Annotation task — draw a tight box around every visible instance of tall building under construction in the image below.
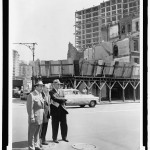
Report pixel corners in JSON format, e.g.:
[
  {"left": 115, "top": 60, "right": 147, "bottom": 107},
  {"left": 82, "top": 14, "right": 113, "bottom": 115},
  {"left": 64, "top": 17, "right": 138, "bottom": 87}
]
[{"left": 75, "top": 0, "right": 140, "bottom": 51}]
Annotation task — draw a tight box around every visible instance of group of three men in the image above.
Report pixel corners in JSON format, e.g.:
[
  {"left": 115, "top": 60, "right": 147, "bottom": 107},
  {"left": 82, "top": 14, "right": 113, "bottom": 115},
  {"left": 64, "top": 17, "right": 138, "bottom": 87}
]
[{"left": 26, "top": 79, "right": 69, "bottom": 150}]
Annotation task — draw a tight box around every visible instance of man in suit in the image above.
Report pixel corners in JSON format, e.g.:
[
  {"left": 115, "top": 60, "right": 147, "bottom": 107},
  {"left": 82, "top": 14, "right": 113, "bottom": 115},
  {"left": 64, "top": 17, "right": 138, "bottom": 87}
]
[
  {"left": 49, "top": 79, "right": 69, "bottom": 143},
  {"left": 40, "top": 84, "right": 51, "bottom": 145},
  {"left": 26, "top": 81, "right": 44, "bottom": 150}
]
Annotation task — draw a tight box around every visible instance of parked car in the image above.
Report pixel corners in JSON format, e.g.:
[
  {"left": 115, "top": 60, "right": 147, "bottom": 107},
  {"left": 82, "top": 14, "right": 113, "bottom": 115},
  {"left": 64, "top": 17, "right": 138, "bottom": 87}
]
[
  {"left": 20, "top": 90, "right": 30, "bottom": 100},
  {"left": 60, "top": 89, "right": 99, "bottom": 107}
]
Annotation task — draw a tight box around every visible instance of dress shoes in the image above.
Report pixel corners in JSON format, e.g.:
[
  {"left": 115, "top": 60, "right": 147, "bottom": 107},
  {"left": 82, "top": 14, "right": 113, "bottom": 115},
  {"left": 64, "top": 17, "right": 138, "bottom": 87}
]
[
  {"left": 42, "top": 141, "right": 49, "bottom": 145},
  {"left": 35, "top": 147, "right": 42, "bottom": 150},
  {"left": 62, "top": 138, "right": 69, "bottom": 142},
  {"left": 53, "top": 140, "right": 59, "bottom": 143}
]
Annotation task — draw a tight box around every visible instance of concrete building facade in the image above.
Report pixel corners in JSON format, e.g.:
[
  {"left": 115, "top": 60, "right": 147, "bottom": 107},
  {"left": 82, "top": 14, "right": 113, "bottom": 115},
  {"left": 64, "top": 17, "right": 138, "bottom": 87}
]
[
  {"left": 75, "top": 0, "right": 140, "bottom": 51},
  {"left": 13, "top": 50, "right": 20, "bottom": 78}
]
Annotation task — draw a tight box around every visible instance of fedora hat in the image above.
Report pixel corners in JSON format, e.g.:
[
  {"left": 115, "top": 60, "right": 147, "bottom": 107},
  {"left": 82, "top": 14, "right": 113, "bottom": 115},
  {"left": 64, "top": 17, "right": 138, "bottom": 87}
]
[
  {"left": 43, "top": 84, "right": 49, "bottom": 89},
  {"left": 53, "top": 79, "right": 63, "bottom": 84},
  {"left": 34, "top": 81, "right": 44, "bottom": 86}
]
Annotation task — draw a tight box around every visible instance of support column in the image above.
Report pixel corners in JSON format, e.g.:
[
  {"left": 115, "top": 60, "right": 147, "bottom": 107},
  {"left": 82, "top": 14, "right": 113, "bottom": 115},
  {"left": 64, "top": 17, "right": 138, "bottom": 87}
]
[
  {"left": 109, "top": 82, "right": 111, "bottom": 102},
  {"left": 74, "top": 79, "right": 77, "bottom": 89},
  {"left": 122, "top": 88, "right": 125, "bottom": 102},
  {"left": 133, "top": 82, "right": 136, "bottom": 101},
  {"left": 99, "top": 89, "right": 102, "bottom": 103},
  {"left": 122, "top": 82, "right": 125, "bottom": 102}
]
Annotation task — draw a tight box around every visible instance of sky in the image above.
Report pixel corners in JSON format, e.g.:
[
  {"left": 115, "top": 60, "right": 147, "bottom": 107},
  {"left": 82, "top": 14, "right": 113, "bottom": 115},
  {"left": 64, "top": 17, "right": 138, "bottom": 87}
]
[{"left": 10, "top": 0, "right": 105, "bottom": 62}]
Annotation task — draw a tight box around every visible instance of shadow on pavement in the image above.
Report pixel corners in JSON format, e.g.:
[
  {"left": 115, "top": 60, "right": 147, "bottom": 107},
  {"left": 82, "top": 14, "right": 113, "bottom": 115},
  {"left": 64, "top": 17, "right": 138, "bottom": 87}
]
[
  {"left": 66, "top": 106, "right": 91, "bottom": 109},
  {"left": 12, "top": 141, "right": 28, "bottom": 148}
]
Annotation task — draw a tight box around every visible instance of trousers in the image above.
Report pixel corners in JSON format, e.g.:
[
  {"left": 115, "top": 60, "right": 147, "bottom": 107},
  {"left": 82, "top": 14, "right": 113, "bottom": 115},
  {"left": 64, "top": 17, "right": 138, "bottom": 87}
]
[
  {"left": 40, "top": 122, "right": 49, "bottom": 142},
  {"left": 51, "top": 106, "right": 68, "bottom": 140},
  {"left": 28, "top": 122, "right": 40, "bottom": 150}
]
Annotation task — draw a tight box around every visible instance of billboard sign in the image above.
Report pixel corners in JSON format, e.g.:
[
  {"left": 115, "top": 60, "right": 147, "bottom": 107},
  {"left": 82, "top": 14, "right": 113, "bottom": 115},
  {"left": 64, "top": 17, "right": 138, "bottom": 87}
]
[{"left": 109, "top": 25, "right": 118, "bottom": 38}]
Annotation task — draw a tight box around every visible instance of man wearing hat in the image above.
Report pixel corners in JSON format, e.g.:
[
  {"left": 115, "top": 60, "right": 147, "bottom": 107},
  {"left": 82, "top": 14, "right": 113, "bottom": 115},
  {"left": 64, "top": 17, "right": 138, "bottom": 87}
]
[
  {"left": 26, "top": 81, "right": 44, "bottom": 150},
  {"left": 40, "top": 84, "right": 51, "bottom": 145},
  {"left": 49, "top": 79, "right": 69, "bottom": 143}
]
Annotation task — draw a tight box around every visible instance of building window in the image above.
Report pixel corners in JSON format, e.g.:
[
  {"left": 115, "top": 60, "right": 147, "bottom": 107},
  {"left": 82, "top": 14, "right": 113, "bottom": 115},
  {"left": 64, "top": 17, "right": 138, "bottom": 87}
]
[
  {"left": 102, "top": 19, "right": 105, "bottom": 23},
  {"left": 107, "top": 12, "right": 111, "bottom": 16},
  {"left": 136, "top": 22, "right": 139, "bottom": 31},
  {"left": 93, "top": 22, "right": 98, "bottom": 27},
  {"left": 106, "top": 1, "right": 110, "bottom": 6},
  {"left": 127, "top": 24, "right": 131, "bottom": 32},
  {"left": 123, "top": 9, "right": 128, "bottom": 14},
  {"left": 132, "top": 2, "right": 136, "bottom": 7},
  {"left": 107, "top": 18, "right": 111, "bottom": 23},
  {"left": 86, "top": 39, "right": 91, "bottom": 44},
  {"left": 82, "top": 35, "right": 85, "bottom": 39},
  {"left": 86, "top": 34, "right": 91, "bottom": 38},
  {"left": 82, "top": 30, "right": 85, "bottom": 34},
  {"left": 112, "top": 5, "right": 116, "bottom": 10},
  {"left": 123, "top": 4, "right": 128, "bottom": 9},
  {"left": 101, "top": 8, "right": 105, "bottom": 13},
  {"left": 123, "top": 0, "right": 128, "bottom": 3},
  {"left": 93, "top": 32, "right": 99, "bottom": 37},
  {"left": 86, "top": 9, "right": 91, "bottom": 13},
  {"left": 93, "top": 27, "right": 99, "bottom": 32},
  {"left": 93, "top": 7, "right": 98, "bottom": 11},
  {"left": 117, "top": 9, "right": 122, "bottom": 14},
  {"left": 121, "top": 25, "right": 125, "bottom": 34},
  {"left": 113, "top": 45, "right": 118, "bottom": 57},
  {"left": 86, "top": 24, "right": 91, "bottom": 28},
  {"left": 106, "top": 7, "right": 110, "bottom": 11},
  {"left": 129, "top": 2, "right": 133, "bottom": 7},
  {"left": 117, "top": 0, "right": 122, "bottom": 3},
  {"left": 101, "top": 2, "right": 105, "bottom": 8},
  {"left": 86, "top": 29, "right": 91, "bottom": 33},
  {"left": 117, "top": 4, "right": 122, "bottom": 9},
  {"left": 112, "top": 10, "right": 116, "bottom": 15},
  {"left": 133, "top": 40, "right": 138, "bottom": 51},
  {"left": 93, "top": 12, "right": 98, "bottom": 17},
  {"left": 117, "top": 15, "right": 122, "bottom": 20},
  {"left": 86, "top": 14, "right": 91, "bottom": 18},
  {"left": 86, "top": 19, "right": 91, "bottom": 23},
  {"left": 93, "top": 17, "right": 98, "bottom": 22},
  {"left": 112, "top": 16, "right": 116, "bottom": 21},
  {"left": 101, "top": 13, "right": 105, "bottom": 17},
  {"left": 111, "top": 0, "right": 116, "bottom": 5},
  {"left": 134, "top": 58, "right": 139, "bottom": 64}
]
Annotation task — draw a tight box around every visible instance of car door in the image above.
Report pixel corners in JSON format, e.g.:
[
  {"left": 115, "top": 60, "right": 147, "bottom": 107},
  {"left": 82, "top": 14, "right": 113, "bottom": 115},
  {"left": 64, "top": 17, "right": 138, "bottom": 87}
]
[{"left": 65, "top": 91, "right": 77, "bottom": 106}]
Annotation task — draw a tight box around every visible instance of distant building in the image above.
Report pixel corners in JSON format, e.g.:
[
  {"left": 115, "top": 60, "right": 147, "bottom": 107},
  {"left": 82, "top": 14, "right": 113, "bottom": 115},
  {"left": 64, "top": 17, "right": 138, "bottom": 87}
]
[
  {"left": 75, "top": 0, "right": 140, "bottom": 50},
  {"left": 19, "top": 62, "right": 32, "bottom": 79},
  {"left": 13, "top": 50, "right": 20, "bottom": 78},
  {"left": 67, "top": 42, "right": 83, "bottom": 60}
]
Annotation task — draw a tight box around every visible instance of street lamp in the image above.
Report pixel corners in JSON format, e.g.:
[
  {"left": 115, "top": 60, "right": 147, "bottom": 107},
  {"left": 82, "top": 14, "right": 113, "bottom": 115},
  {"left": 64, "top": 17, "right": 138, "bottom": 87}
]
[{"left": 13, "top": 43, "right": 37, "bottom": 91}]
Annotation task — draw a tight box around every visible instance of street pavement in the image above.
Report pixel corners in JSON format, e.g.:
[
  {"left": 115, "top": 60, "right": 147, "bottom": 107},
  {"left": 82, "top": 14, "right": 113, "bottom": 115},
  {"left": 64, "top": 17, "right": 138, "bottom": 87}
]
[{"left": 12, "top": 98, "right": 140, "bottom": 150}]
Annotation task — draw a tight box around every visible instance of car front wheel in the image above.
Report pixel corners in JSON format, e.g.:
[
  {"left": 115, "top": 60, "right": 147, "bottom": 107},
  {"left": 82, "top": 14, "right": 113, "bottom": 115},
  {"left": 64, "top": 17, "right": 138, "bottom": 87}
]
[{"left": 89, "top": 101, "right": 96, "bottom": 107}]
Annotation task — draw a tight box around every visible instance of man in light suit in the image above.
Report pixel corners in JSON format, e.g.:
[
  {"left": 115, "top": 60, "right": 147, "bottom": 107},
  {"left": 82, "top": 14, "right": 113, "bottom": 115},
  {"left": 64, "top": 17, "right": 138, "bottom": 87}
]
[
  {"left": 40, "top": 84, "right": 51, "bottom": 145},
  {"left": 49, "top": 79, "right": 69, "bottom": 143},
  {"left": 26, "top": 81, "right": 44, "bottom": 150}
]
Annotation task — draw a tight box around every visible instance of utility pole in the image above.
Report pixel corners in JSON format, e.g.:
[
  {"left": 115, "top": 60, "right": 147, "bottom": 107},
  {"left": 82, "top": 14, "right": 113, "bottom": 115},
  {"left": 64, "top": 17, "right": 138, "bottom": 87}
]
[{"left": 13, "top": 43, "right": 37, "bottom": 91}]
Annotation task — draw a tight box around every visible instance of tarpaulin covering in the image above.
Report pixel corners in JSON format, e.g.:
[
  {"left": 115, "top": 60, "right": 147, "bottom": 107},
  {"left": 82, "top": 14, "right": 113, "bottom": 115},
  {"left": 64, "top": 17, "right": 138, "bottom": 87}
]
[{"left": 116, "top": 38, "right": 130, "bottom": 56}]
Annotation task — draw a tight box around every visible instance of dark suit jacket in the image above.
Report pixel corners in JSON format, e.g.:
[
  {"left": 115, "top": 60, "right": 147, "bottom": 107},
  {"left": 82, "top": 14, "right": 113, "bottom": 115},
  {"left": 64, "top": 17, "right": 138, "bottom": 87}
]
[
  {"left": 49, "top": 88, "right": 68, "bottom": 116},
  {"left": 41, "top": 92, "right": 51, "bottom": 123}
]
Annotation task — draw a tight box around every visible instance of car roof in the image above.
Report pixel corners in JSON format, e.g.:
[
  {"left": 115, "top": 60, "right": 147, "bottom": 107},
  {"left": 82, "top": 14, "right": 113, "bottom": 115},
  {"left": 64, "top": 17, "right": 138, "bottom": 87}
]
[{"left": 62, "top": 89, "right": 79, "bottom": 92}]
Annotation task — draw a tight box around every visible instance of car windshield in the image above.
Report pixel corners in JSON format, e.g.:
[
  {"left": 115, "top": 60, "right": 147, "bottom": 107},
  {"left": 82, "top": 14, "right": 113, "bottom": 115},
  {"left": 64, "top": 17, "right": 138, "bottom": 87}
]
[{"left": 64, "top": 90, "right": 81, "bottom": 95}]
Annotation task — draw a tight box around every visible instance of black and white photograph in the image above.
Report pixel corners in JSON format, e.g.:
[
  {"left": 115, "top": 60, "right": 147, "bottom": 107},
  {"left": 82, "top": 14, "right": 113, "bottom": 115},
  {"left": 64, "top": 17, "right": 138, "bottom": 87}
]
[{"left": 9, "top": 0, "right": 145, "bottom": 149}]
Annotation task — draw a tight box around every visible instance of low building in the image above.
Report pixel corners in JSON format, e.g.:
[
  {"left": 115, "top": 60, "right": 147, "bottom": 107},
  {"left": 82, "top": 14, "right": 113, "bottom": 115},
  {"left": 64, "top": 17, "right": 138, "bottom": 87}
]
[{"left": 13, "top": 50, "right": 20, "bottom": 79}]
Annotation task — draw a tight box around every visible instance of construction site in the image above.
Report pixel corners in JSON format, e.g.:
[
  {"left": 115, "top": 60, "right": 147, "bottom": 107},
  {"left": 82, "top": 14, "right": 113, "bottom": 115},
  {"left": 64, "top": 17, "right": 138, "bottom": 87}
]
[
  {"left": 21, "top": 0, "right": 140, "bottom": 103},
  {"left": 32, "top": 35, "right": 140, "bottom": 103}
]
